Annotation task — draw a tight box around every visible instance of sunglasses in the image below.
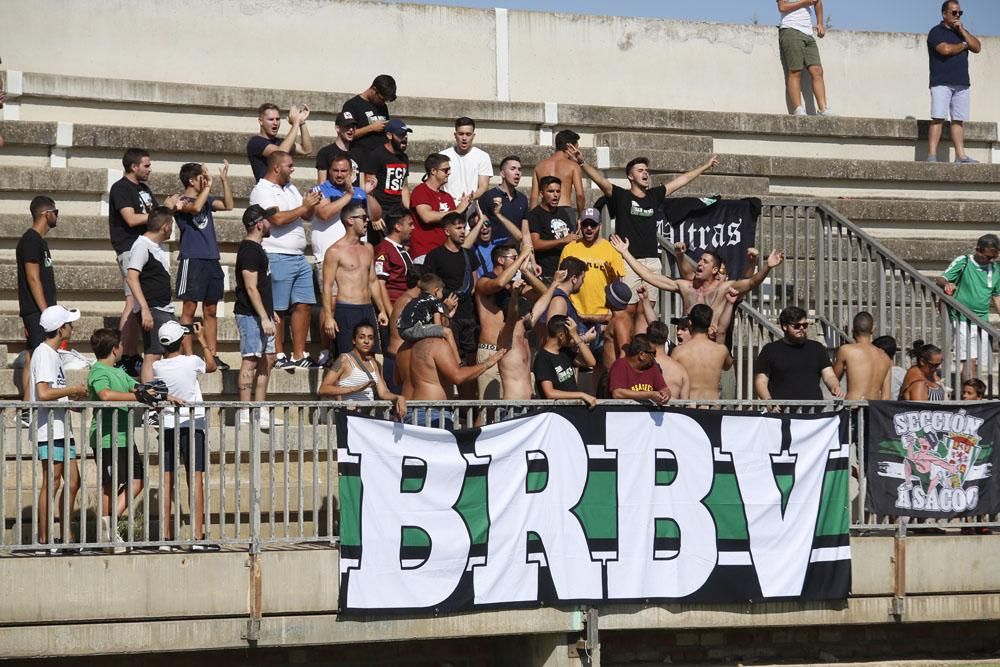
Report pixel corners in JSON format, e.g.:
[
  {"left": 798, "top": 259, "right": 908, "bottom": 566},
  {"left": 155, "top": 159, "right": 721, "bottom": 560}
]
[
  {"left": 581, "top": 222, "right": 601, "bottom": 229},
  {"left": 788, "top": 322, "right": 809, "bottom": 330},
  {"left": 949, "top": 9, "right": 964, "bottom": 16}
]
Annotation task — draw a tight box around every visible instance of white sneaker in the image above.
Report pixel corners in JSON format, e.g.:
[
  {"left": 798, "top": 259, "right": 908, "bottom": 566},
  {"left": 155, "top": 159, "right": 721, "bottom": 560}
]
[
  {"left": 101, "top": 517, "right": 127, "bottom": 554},
  {"left": 818, "top": 108, "right": 835, "bottom": 117},
  {"left": 792, "top": 106, "right": 807, "bottom": 116},
  {"left": 259, "top": 412, "right": 284, "bottom": 431}
]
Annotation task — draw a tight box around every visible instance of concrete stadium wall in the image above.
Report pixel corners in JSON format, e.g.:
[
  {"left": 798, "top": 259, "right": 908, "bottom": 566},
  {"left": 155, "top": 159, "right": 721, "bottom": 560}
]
[{"left": 3, "top": 0, "right": 999, "bottom": 125}]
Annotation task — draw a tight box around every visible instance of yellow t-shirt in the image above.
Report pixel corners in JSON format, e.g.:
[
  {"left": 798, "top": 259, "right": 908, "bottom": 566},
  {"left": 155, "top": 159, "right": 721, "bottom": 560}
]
[{"left": 559, "top": 239, "right": 625, "bottom": 317}]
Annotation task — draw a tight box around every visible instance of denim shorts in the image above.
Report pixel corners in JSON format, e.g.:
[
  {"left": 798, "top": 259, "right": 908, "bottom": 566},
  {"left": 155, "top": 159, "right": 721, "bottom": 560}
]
[
  {"left": 931, "top": 84, "right": 971, "bottom": 122},
  {"left": 236, "top": 314, "right": 276, "bottom": 358},
  {"left": 267, "top": 253, "right": 316, "bottom": 311}
]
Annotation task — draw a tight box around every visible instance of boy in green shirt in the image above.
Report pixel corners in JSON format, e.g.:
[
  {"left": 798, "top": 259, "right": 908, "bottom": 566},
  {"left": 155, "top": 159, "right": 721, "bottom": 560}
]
[{"left": 87, "top": 328, "right": 146, "bottom": 552}]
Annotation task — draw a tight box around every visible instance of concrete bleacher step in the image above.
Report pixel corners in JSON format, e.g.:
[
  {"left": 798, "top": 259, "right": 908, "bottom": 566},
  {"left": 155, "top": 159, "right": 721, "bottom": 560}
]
[{"left": 593, "top": 131, "right": 713, "bottom": 154}]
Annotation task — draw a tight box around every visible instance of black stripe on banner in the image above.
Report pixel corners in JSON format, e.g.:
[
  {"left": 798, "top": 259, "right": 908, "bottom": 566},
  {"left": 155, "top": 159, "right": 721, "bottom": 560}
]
[
  {"left": 588, "top": 458, "right": 616, "bottom": 473},
  {"left": 717, "top": 538, "right": 751, "bottom": 551},
  {"left": 800, "top": 560, "right": 852, "bottom": 600},
  {"left": 812, "top": 533, "right": 850, "bottom": 549}
]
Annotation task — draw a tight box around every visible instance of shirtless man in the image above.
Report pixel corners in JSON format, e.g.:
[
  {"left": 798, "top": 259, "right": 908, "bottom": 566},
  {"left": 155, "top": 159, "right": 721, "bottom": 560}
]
[
  {"left": 833, "top": 311, "right": 892, "bottom": 400},
  {"left": 497, "top": 270, "right": 566, "bottom": 400},
  {"left": 645, "top": 318, "right": 691, "bottom": 400},
  {"left": 673, "top": 242, "right": 759, "bottom": 341},
  {"left": 610, "top": 234, "right": 784, "bottom": 341},
  {"left": 670, "top": 304, "right": 732, "bottom": 401},
  {"left": 474, "top": 243, "right": 534, "bottom": 398},
  {"left": 321, "top": 200, "right": 390, "bottom": 356},
  {"left": 530, "top": 129, "right": 586, "bottom": 220},
  {"left": 401, "top": 337, "right": 504, "bottom": 428}
]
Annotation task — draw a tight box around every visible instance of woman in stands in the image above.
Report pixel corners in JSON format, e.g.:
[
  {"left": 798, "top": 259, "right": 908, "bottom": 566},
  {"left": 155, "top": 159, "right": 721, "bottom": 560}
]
[
  {"left": 899, "top": 341, "right": 945, "bottom": 401},
  {"left": 318, "top": 322, "right": 406, "bottom": 419}
]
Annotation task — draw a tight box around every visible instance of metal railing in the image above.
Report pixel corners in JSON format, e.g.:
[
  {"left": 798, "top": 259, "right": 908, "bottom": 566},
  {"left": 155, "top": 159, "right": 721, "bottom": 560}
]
[
  {"left": 749, "top": 203, "right": 999, "bottom": 396},
  {"left": 3, "top": 399, "right": 996, "bottom": 556}
]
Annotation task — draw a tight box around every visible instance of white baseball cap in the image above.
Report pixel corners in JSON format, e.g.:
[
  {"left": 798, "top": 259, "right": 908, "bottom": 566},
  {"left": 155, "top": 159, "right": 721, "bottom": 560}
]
[
  {"left": 39, "top": 305, "right": 81, "bottom": 333},
  {"left": 158, "top": 320, "right": 187, "bottom": 345}
]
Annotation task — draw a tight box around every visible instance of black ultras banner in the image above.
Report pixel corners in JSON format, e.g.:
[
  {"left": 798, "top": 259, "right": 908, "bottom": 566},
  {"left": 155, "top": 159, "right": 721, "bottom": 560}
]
[
  {"left": 662, "top": 198, "right": 761, "bottom": 280},
  {"left": 338, "top": 406, "right": 851, "bottom": 614},
  {"left": 865, "top": 401, "right": 1000, "bottom": 518}
]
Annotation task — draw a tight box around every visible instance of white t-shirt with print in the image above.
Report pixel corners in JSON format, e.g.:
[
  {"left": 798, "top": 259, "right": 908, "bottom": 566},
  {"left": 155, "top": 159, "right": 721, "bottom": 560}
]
[{"left": 29, "top": 343, "right": 70, "bottom": 442}]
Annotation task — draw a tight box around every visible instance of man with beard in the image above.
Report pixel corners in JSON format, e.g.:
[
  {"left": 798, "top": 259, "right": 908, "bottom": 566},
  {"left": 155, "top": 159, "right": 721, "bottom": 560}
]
[
  {"left": 755, "top": 306, "right": 842, "bottom": 401},
  {"left": 363, "top": 119, "right": 412, "bottom": 222},
  {"left": 315, "top": 111, "right": 365, "bottom": 185},
  {"left": 609, "top": 334, "right": 671, "bottom": 405},
  {"left": 17, "top": 196, "right": 61, "bottom": 403},
  {"left": 609, "top": 234, "right": 784, "bottom": 342},
  {"left": 571, "top": 148, "right": 718, "bottom": 334}
]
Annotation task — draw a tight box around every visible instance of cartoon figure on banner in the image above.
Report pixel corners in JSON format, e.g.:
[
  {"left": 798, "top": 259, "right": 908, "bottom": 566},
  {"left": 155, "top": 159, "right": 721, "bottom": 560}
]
[{"left": 879, "top": 408, "right": 992, "bottom": 512}]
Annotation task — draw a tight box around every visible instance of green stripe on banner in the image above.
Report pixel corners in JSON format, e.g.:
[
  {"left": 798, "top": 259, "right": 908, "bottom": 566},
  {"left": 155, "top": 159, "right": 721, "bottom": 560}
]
[
  {"left": 341, "top": 475, "right": 362, "bottom": 548},
  {"left": 705, "top": 472, "right": 749, "bottom": 541},
  {"left": 456, "top": 475, "right": 490, "bottom": 545},
  {"left": 816, "top": 468, "right": 850, "bottom": 536},
  {"left": 655, "top": 517, "right": 680, "bottom": 538},
  {"left": 573, "top": 470, "right": 618, "bottom": 540}
]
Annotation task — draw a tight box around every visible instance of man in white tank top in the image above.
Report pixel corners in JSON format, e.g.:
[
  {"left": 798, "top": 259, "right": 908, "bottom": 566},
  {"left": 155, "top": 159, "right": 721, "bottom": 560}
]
[{"left": 777, "top": 0, "right": 833, "bottom": 116}]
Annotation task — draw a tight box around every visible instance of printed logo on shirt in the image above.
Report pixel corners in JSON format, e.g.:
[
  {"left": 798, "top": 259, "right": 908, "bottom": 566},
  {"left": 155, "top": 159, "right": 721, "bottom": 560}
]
[
  {"left": 138, "top": 189, "right": 154, "bottom": 213},
  {"left": 550, "top": 218, "right": 570, "bottom": 239},
  {"left": 555, "top": 364, "right": 575, "bottom": 384},
  {"left": 384, "top": 164, "right": 407, "bottom": 194},
  {"left": 629, "top": 200, "right": 655, "bottom": 217},
  {"left": 43, "top": 251, "right": 53, "bottom": 268},
  {"left": 630, "top": 383, "right": 655, "bottom": 392},
  {"left": 374, "top": 258, "right": 385, "bottom": 275},
  {"left": 192, "top": 211, "right": 210, "bottom": 231}
]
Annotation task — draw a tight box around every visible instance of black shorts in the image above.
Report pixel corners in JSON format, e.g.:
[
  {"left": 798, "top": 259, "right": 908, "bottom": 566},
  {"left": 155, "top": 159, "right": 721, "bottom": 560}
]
[
  {"left": 98, "top": 446, "right": 145, "bottom": 487},
  {"left": 140, "top": 310, "right": 178, "bottom": 356},
  {"left": 23, "top": 312, "right": 45, "bottom": 350},
  {"left": 334, "top": 303, "right": 381, "bottom": 356},
  {"left": 176, "top": 258, "right": 225, "bottom": 302},
  {"left": 162, "top": 428, "right": 206, "bottom": 473},
  {"left": 450, "top": 317, "right": 479, "bottom": 360}
]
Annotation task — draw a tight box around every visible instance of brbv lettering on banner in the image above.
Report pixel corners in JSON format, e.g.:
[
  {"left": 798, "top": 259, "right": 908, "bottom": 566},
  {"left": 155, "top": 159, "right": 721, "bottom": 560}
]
[
  {"left": 662, "top": 197, "right": 761, "bottom": 281},
  {"left": 337, "top": 406, "right": 851, "bottom": 613},
  {"left": 865, "top": 401, "right": 1000, "bottom": 518}
]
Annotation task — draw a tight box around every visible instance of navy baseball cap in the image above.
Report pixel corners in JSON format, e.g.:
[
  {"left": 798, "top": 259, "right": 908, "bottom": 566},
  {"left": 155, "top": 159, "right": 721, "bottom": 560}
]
[{"left": 386, "top": 119, "right": 412, "bottom": 135}]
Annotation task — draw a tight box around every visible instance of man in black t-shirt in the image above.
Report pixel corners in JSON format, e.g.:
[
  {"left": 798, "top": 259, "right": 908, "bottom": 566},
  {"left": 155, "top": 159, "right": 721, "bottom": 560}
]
[
  {"left": 363, "top": 119, "right": 411, "bottom": 217},
  {"left": 246, "top": 102, "right": 314, "bottom": 182},
  {"left": 754, "top": 306, "right": 842, "bottom": 402},
  {"left": 235, "top": 205, "right": 279, "bottom": 425},
  {"left": 109, "top": 148, "right": 169, "bottom": 373},
  {"left": 527, "top": 176, "right": 578, "bottom": 280},
  {"left": 342, "top": 74, "right": 396, "bottom": 156},
  {"left": 16, "top": 196, "right": 60, "bottom": 401},
  {"left": 314, "top": 111, "right": 365, "bottom": 186},
  {"left": 533, "top": 314, "right": 597, "bottom": 407},
  {"left": 424, "top": 213, "right": 481, "bottom": 391},
  {"left": 572, "top": 147, "right": 718, "bottom": 332},
  {"left": 926, "top": 1, "right": 982, "bottom": 163}
]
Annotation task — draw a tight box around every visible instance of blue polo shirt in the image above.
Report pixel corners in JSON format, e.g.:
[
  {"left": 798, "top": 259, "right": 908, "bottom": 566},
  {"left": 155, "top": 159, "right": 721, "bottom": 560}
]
[
  {"left": 928, "top": 23, "right": 970, "bottom": 87},
  {"left": 479, "top": 186, "right": 528, "bottom": 245}
]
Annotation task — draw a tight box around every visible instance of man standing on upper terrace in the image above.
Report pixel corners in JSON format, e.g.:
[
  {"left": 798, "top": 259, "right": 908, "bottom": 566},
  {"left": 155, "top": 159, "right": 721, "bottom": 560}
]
[
  {"left": 343, "top": 75, "right": 397, "bottom": 157},
  {"left": 777, "top": 0, "right": 832, "bottom": 117},
  {"left": 926, "top": 0, "right": 982, "bottom": 163},
  {"left": 247, "top": 103, "right": 314, "bottom": 182}
]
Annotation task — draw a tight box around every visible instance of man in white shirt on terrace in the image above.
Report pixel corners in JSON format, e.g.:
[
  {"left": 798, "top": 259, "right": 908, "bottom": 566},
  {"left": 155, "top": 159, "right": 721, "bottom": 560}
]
[
  {"left": 777, "top": 0, "right": 832, "bottom": 116},
  {"left": 248, "top": 151, "right": 322, "bottom": 368},
  {"left": 440, "top": 116, "right": 493, "bottom": 203}
]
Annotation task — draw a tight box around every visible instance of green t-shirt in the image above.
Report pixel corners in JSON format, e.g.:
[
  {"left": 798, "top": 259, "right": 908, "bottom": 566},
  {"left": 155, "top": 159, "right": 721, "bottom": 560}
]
[
  {"left": 87, "top": 361, "right": 137, "bottom": 449},
  {"left": 943, "top": 254, "right": 1000, "bottom": 321}
]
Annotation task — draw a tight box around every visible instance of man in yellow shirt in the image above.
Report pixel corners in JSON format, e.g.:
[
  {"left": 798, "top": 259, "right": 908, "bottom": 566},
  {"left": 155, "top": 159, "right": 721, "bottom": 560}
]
[{"left": 559, "top": 207, "right": 627, "bottom": 366}]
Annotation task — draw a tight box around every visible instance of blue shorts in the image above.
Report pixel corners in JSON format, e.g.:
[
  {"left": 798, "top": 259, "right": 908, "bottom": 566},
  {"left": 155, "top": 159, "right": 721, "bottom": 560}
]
[
  {"left": 236, "top": 314, "right": 276, "bottom": 358},
  {"left": 176, "top": 257, "right": 225, "bottom": 302},
  {"left": 410, "top": 407, "right": 455, "bottom": 431},
  {"left": 38, "top": 438, "right": 77, "bottom": 462},
  {"left": 267, "top": 253, "right": 316, "bottom": 311},
  {"left": 162, "top": 428, "right": 206, "bottom": 473}
]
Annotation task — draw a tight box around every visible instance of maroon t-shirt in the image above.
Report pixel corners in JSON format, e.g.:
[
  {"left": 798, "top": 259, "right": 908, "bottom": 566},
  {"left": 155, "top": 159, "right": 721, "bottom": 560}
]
[
  {"left": 608, "top": 357, "right": 666, "bottom": 393},
  {"left": 409, "top": 182, "right": 455, "bottom": 259},
  {"left": 373, "top": 238, "right": 412, "bottom": 304}
]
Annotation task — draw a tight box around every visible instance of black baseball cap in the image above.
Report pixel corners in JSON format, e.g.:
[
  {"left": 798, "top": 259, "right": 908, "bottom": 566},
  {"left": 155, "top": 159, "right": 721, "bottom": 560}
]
[
  {"left": 243, "top": 204, "right": 278, "bottom": 228},
  {"left": 336, "top": 111, "right": 358, "bottom": 127},
  {"left": 670, "top": 316, "right": 690, "bottom": 328}
]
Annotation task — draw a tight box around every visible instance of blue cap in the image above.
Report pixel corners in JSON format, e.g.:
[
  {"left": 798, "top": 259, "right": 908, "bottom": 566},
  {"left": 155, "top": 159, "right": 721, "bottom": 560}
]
[{"left": 386, "top": 119, "right": 412, "bottom": 135}]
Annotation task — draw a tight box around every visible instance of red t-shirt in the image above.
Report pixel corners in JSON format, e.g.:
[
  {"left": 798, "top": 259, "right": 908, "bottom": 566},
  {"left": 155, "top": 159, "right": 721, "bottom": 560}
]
[
  {"left": 608, "top": 357, "right": 666, "bottom": 393},
  {"left": 373, "top": 238, "right": 412, "bottom": 304},
  {"left": 409, "top": 182, "right": 455, "bottom": 259}
]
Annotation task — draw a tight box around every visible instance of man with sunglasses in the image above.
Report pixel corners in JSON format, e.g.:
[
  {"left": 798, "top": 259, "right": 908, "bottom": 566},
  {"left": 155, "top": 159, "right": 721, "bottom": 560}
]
[
  {"left": 17, "top": 196, "right": 60, "bottom": 404},
  {"left": 754, "top": 306, "right": 842, "bottom": 402},
  {"left": 926, "top": 1, "right": 982, "bottom": 163},
  {"left": 410, "top": 152, "right": 472, "bottom": 262},
  {"left": 321, "top": 200, "right": 390, "bottom": 358}
]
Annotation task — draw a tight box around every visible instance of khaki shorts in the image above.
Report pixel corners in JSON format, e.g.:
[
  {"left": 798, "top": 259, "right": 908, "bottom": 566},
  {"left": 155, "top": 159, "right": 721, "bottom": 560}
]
[
  {"left": 779, "top": 27, "right": 821, "bottom": 72},
  {"left": 622, "top": 257, "right": 662, "bottom": 305},
  {"left": 476, "top": 344, "right": 502, "bottom": 400}
]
